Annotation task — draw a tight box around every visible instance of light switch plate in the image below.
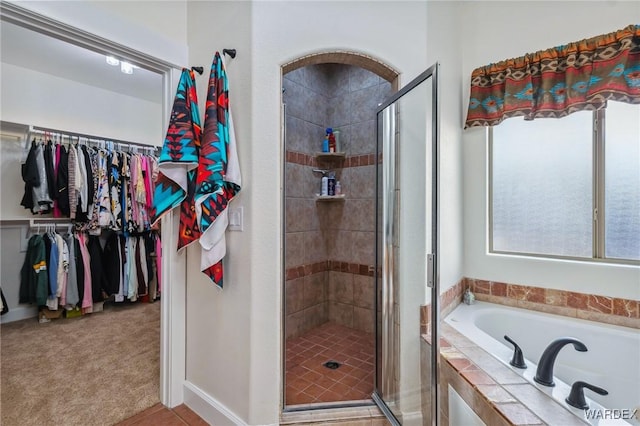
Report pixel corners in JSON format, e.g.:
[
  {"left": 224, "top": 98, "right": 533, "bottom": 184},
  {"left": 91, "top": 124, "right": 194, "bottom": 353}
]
[{"left": 228, "top": 206, "right": 244, "bottom": 231}]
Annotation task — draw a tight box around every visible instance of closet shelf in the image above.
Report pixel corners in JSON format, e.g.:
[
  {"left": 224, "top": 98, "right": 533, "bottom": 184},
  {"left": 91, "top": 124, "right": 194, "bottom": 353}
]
[
  {"left": 315, "top": 194, "right": 346, "bottom": 202},
  {"left": 315, "top": 152, "right": 346, "bottom": 160}
]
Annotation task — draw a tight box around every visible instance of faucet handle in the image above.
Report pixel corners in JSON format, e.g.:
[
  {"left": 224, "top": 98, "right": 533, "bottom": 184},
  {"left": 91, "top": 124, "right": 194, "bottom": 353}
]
[
  {"left": 565, "top": 380, "right": 609, "bottom": 410},
  {"left": 504, "top": 335, "right": 527, "bottom": 369}
]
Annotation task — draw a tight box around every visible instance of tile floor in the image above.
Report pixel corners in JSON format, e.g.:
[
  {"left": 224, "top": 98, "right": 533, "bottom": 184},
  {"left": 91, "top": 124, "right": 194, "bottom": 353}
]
[
  {"left": 116, "top": 403, "right": 208, "bottom": 425},
  {"left": 285, "top": 322, "right": 375, "bottom": 405}
]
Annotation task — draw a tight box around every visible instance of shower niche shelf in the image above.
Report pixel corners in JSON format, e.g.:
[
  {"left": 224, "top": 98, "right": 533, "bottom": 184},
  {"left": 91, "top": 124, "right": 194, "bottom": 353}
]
[
  {"left": 315, "top": 194, "right": 346, "bottom": 202},
  {"left": 315, "top": 152, "right": 346, "bottom": 161}
]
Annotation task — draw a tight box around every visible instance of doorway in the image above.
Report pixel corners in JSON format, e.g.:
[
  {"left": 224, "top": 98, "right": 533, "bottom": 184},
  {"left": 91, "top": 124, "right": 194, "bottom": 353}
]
[
  {"left": 0, "top": 3, "right": 177, "bottom": 424},
  {"left": 282, "top": 53, "right": 398, "bottom": 408}
]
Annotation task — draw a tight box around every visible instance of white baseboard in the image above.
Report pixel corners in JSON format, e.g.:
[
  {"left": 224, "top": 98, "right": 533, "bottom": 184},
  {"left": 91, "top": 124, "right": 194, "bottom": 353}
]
[
  {"left": 183, "top": 381, "right": 247, "bottom": 426},
  {"left": 0, "top": 306, "right": 37, "bottom": 323}
]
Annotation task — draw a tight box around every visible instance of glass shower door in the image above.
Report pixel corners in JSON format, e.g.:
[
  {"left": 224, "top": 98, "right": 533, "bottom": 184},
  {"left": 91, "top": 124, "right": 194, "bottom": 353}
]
[{"left": 373, "top": 64, "right": 439, "bottom": 426}]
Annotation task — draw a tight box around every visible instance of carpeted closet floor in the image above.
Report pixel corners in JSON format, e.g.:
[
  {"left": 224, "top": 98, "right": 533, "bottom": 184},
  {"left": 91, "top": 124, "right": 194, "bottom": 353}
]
[{"left": 1, "top": 301, "right": 160, "bottom": 426}]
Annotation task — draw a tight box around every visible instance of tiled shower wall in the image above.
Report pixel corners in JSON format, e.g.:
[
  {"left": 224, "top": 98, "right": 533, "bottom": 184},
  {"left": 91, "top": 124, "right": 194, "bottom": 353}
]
[{"left": 284, "top": 64, "right": 391, "bottom": 338}]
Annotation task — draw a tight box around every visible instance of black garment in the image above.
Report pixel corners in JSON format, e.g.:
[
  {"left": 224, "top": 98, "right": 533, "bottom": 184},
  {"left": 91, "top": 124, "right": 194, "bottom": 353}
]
[
  {"left": 42, "top": 234, "right": 52, "bottom": 296},
  {"left": 75, "top": 237, "right": 85, "bottom": 304},
  {"left": 87, "top": 236, "right": 107, "bottom": 302},
  {"left": 20, "top": 140, "right": 39, "bottom": 212},
  {"left": 102, "top": 231, "right": 121, "bottom": 296},
  {"left": 75, "top": 146, "right": 95, "bottom": 223},
  {"left": 43, "top": 141, "right": 57, "bottom": 201},
  {"left": 19, "top": 235, "right": 48, "bottom": 306},
  {"left": 82, "top": 146, "right": 95, "bottom": 207},
  {"left": 57, "top": 145, "right": 70, "bottom": 216},
  {"left": 1, "top": 287, "right": 8, "bottom": 315},
  {"left": 144, "top": 233, "right": 155, "bottom": 287},
  {"left": 135, "top": 237, "right": 147, "bottom": 297}
]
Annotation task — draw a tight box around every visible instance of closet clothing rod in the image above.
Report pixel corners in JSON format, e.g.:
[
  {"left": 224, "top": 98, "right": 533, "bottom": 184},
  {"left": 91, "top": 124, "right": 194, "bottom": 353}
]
[
  {"left": 28, "top": 219, "right": 73, "bottom": 234},
  {"left": 28, "top": 125, "right": 160, "bottom": 153}
]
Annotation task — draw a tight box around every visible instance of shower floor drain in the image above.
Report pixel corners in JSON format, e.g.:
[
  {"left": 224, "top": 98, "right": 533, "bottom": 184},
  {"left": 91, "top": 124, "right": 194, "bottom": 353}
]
[{"left": 323, "top": 360, "right": 341, "bottom": 370}]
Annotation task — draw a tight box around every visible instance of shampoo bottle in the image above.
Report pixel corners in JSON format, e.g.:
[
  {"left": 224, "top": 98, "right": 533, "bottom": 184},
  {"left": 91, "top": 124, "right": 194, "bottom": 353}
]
[
  {"left": 321, "top": 176, "right": 329, "bottom": 196},
  {"left": 327, "top": 172, "right": 336, "bottom": 196}
]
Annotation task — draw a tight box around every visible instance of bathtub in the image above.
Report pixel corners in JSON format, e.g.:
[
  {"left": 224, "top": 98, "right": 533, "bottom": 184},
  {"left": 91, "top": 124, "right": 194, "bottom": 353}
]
[{"left": 445, "top": 301, "right": 640, "bottom": 426}]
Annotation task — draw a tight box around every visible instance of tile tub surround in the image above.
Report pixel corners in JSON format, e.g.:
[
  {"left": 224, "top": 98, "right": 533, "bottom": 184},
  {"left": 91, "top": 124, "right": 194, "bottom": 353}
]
[
  {"left": 425, "top": 324, "right": 587, "bottom": 426},
  {"left": 420, "top": 278, "right": 640, "bottom": 335},
  {"left": 466, "top": 278, "right": 640, "bottom": 329}
]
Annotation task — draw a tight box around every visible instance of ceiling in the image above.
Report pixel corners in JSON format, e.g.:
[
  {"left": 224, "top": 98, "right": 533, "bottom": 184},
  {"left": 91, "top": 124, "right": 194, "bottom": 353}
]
[{"left": 0, "top": 20, "right": 163, "bottom": 103}]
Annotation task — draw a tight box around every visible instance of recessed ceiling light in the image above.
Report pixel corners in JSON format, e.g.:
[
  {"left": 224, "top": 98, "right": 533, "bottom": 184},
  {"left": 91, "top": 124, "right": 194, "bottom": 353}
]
[
  {"left": 106, "top": 56, "right": 120, "bottom": 66},
  {"left": 120, "top": 62, "right": 134, "bottom": 75}
]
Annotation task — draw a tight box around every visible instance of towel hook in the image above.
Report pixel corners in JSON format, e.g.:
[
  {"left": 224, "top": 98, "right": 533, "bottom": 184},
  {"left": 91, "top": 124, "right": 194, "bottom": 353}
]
[{"left": 223, "top": 48, "right": 236, "bottom": 59}]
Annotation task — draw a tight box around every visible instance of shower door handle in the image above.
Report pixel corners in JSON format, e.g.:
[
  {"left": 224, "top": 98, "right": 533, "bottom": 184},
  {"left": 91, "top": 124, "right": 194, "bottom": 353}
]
[{"left": 427, "top": 254, "right": 435, "bottom": 288}]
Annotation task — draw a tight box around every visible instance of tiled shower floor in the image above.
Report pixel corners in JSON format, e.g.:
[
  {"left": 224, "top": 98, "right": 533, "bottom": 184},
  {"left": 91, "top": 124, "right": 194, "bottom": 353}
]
[{"left": 285, "top": 322, "right": 375, "bottom": 405}]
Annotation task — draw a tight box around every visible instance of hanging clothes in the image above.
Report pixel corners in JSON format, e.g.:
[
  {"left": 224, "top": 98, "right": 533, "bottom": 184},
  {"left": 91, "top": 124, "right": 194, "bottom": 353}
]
[
  {"left": 68, "top": 145, "right": 79, "bottom": 219},
  {"left": 20, "top": 140, "right": 39, "bottom": 213},
  {"left": 43, "top": 141, "right": 57, "bottom": 206},
  {"left": 76, "top": 233, "right": 93, "bottom": 313},
  {"left": 109, "top": 152, "right": 123, "bottom": 230},
  {"left": 33, "top": 142, "right": 53, "bottom": 214},
  {"left": 87, "top": 235, "right": 108, "bottom": 303},
  {"left": 56, "top": 145, "right": 70, "bottom": 217},
  {"left": 65, "top": 233, "right": 80, "bottom": 308},
  {"left": 19, "top": 234, "right": 48, "bottom": 306},
  {"left": 103, "top": 231, "right": 122, "bottom": 296}
]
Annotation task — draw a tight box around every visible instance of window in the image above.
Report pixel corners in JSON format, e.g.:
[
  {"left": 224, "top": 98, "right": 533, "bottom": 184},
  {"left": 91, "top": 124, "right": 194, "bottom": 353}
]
[{"left": 490, "top": 102, "right": 640, "bottom": 262}]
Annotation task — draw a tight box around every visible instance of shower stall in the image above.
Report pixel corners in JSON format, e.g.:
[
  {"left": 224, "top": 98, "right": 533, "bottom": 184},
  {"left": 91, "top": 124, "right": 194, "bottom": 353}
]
[
  {"left": 282, "top": 58, "right": 440, "bottom": 426},
  {"left": 282, "top": 62, "right": 392, "bottom": 406}
]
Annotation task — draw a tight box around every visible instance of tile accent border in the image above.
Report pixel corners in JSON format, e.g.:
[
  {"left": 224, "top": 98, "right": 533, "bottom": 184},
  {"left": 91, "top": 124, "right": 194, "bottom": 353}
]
[
  {"left": 286, "top": 260, "right": 374, "bottom": 281},
  {"left": 466, "top": 278, "right": 640, "bottom": 329},
  {"left": 285, "top": 150, "right": 379, "bottom": 168},
  {"left": 421, "top": 277, "right": 640, "bottom": 333}
]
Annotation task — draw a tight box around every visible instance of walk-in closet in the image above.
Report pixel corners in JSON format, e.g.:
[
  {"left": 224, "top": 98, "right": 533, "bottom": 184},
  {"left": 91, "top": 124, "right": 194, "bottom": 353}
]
[{"left": 0, "top": 12, "right": 167, "bottom": 425}]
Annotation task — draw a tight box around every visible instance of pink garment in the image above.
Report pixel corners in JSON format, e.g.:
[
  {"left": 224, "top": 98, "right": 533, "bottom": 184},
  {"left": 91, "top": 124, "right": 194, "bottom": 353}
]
[
  {"left": 155, "top": 235, "right": 162, "bottom": 293},
  {"left": 77, "top": 233, "right": 93, "bottom": 313},
  {"left": 129, "top": 155, "right": 140, "bottom": 229},
  {"left": 149, "top": 156, "right": 158, "bottom": 207}
]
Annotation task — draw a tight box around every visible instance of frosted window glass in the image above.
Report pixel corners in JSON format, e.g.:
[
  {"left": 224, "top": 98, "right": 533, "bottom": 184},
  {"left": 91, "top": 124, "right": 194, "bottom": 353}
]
[
  {"left": 492, "top": 113, "right": 593, "bottom": 257},
  {"left": 605, "top": 102, "right": 640, "bottom": 260}
]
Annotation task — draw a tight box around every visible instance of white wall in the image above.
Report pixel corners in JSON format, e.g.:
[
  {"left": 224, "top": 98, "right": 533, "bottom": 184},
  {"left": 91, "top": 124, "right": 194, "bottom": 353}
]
[
  {"left": 427, "top": 1, "right": 464, "bottom": 293},
  {"left": 10, "top": 1, "right": 188, "bottom": 68},
  {"left": 0, "top": 63, "right": 162, "bottom": 147},
  {"left": 184, "top": 1, "right": 253, "bottom": 423},
  {"left": 185, "top": 1, "right": 430, "bottom": 424},
  {"left": 461, "top": 1, "right": 640, "bottom": 300}
]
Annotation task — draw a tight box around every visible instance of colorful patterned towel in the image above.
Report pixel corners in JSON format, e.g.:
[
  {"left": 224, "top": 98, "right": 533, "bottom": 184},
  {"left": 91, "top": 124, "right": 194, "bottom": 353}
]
[
  {"left": 151, "top": 69, "right": 202, "bottom": 249},
  {"left": 195, "top": 52, "right": 242, "bottom": 287}
]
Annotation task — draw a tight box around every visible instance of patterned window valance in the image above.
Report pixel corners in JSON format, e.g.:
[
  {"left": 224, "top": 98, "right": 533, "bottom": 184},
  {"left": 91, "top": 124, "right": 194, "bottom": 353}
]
[{"left": 465, "top": 24, "right": 640, "bottom": 128}]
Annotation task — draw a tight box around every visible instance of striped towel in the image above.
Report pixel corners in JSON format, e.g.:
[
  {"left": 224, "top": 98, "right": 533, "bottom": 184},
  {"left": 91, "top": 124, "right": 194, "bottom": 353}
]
[
  {"left": 195, "top": 52, "right": 242, "bottom": 287},
  {"left": 151, "top": 68, "right": 202, "bottom": 249}
]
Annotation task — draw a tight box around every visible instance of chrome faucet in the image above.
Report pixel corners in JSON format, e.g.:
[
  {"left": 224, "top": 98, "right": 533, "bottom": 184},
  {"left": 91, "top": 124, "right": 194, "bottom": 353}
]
[{"left": 534, "top": 337, "right": 588, "bottom": 387}]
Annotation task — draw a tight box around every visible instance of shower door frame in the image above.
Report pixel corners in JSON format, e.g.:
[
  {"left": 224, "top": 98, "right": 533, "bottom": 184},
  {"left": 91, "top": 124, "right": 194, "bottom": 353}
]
[{"left": 372, "top": 63, "right": 440, "bottom": 426}]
